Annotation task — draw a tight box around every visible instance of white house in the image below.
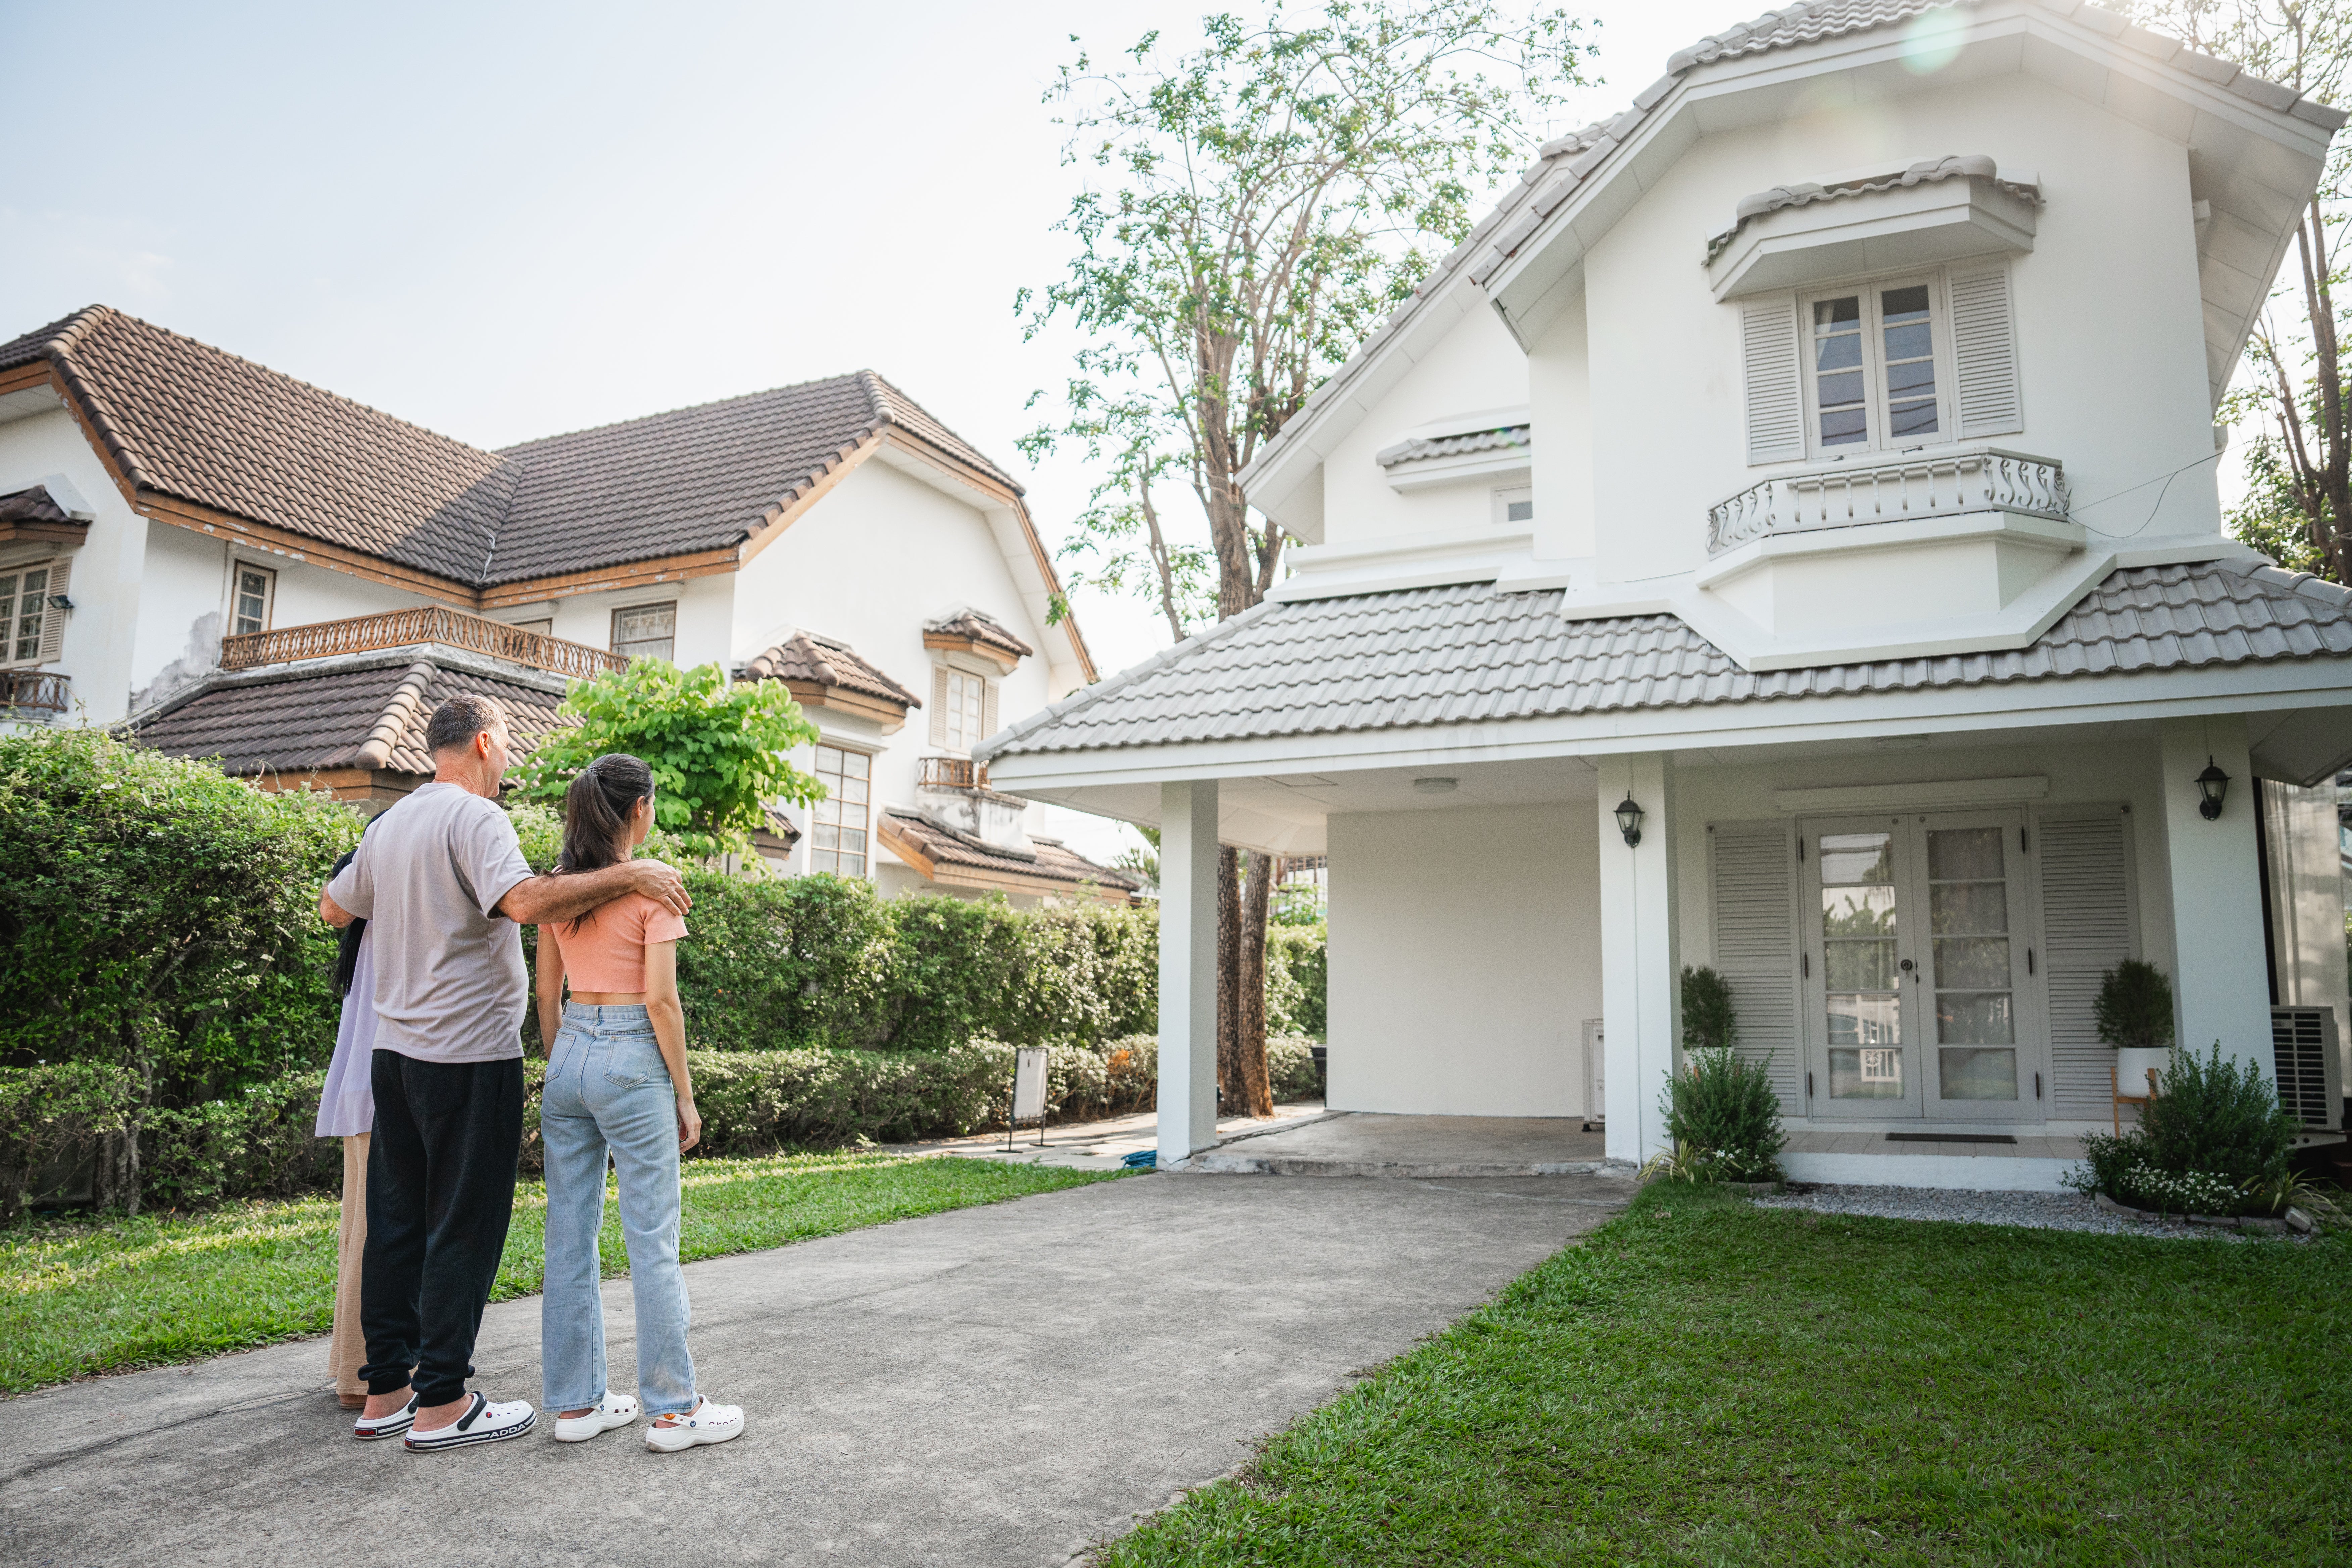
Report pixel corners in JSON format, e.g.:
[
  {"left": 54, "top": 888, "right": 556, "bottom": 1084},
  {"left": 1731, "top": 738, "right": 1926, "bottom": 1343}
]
[
  {"left": 979, "top": 0, "right": 2352, "bottom": 1184},
  {"left": 0, "top": 307, "right": 1135, "bottom": 904}
]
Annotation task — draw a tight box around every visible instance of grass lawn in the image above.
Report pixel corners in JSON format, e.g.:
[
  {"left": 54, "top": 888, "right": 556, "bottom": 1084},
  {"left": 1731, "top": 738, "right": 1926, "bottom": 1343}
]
[
  {"left": 1106, "top": 1183, "right": 2351, "bottom": 1568},
  {"left": 0, "top": 1153, "right": 1113, "bottom": 1395}
]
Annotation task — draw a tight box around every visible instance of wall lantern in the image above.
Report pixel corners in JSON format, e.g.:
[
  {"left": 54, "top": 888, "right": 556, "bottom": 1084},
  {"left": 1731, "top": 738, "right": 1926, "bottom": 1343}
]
[
  {"left": 1614, "top": 793, "right": 1645, "bottom": 847},
  {"left": 2195, "top": 756, "right": 2231, "bottom": 821}
]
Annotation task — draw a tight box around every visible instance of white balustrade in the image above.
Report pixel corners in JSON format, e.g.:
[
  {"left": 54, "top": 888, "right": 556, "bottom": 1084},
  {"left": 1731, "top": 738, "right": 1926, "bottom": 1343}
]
[{"left": 1707, "top": 446, "right": 2069, "bottom": 555}]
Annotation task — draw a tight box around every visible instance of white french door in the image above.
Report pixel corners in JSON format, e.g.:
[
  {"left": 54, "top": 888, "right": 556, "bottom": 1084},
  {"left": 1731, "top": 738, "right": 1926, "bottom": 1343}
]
[{"left": 1800, "top": 809, "right": 2043, "bottom": 1124}]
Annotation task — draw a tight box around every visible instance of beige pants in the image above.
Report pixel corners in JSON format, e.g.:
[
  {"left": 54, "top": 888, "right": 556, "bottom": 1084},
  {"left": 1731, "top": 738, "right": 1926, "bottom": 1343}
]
[{"left": 330, "top": 1133, "right": 370, "bottom": 1404}]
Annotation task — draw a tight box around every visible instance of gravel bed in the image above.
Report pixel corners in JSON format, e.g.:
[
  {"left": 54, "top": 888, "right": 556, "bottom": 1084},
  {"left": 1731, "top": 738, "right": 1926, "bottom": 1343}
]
[{"left": 1752, "top": 1183, "right": 2253, "bottom": 1239}]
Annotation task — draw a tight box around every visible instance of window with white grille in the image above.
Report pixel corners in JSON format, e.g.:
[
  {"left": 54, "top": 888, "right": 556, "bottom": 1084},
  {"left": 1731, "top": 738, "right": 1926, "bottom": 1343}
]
[
  {"left": 0, "top": 561, "right": 66, "bottom": 666},
  {"left": 232, "top": 565, "right": 275, "bottom": 636},
  {"left": 810, "top": 743, "right": 870, "bottom": 877},
  {"left": 611, "top": 602, "right": 677, "bottom": 662},
  {"left": 930, "top": 666, "right": 996, "bottom": 752}
]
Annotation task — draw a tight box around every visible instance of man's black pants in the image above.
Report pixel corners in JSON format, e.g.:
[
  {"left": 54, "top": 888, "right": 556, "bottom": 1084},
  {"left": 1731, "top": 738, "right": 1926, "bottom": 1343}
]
[{"left": 359, "top": 1050, "right": 525, "bottom": 1407}]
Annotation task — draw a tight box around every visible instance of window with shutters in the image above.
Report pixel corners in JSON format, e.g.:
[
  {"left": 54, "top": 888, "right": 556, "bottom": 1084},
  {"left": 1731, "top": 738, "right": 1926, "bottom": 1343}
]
[
  {"left": 809, "top": 743, "right": 871, "bottom": 877},
  {"left": 231, "top": 565, "right": 275, "bottom": 636},
  {"left": 0, "top": 561, "right": 63, "bottom": 666},
  {"left": 1799, "top": 275, "right": 1950, "bottom": 456},
  {"left": 611, "top": 601, "right": 677, "bottom": 662},
  {"left": 1744, "top": 261, "right": 2020, "bottom": 466}
]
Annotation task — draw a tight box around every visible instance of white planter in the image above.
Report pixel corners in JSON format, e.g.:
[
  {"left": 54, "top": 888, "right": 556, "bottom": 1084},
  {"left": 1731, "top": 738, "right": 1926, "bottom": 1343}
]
[{"left": 2114, "top": 1048, "right": 2169, "bottom": 1098}]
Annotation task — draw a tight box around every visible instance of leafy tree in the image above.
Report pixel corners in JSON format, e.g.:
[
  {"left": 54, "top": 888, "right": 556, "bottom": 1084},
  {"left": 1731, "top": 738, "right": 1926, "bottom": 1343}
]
[
  {"left": 2137, "top": 1, "right": 2352, "bottom": 580},
  {"left": 514, "top": 660, "right": 824, "bottom": 861},
  {"left": 1022, "top": 0, "right": 1590, "bottom": 1113},
  {"left": 2093, "top": 957, "right": 2176, "bottom": 1050}
]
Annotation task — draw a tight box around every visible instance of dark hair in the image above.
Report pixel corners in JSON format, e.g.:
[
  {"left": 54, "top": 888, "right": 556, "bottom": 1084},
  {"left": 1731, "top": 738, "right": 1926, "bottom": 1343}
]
[
  {"left": 426, "top": 693, "right": 505, "bottom": 755},
  {"left": 556, "top": 753, "right": 656, "bottom": 876}
]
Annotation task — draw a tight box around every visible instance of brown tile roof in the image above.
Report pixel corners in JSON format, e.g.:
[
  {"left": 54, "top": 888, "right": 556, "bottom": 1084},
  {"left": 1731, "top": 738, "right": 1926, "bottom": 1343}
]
[
  {"left": 0, "top": 307, "right": 1027, "bottom": 591},
  {"left": 740, "top": 630, "right": 921, "bottom": 710},
  {"left": 132, "top": 652, "right": 570, "bottom": 778},
  {"left": 879, "top": 807, "right": 1140, "bottom": 893},
  {"left": 0, "top": 486, "right": 71, "bottom": 525},
  {"left": 924, "top": 607, "right": 1035, "bottom": 660}
]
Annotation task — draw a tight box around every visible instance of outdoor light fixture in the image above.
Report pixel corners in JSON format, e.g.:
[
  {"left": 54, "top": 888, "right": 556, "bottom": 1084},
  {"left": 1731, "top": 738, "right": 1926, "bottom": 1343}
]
[
  {"left": 1412, "top": 777, "right": 1458, "bottom": 795},
  {"left": 2196, "top": 756, "right": 2231, "bottom": 821},
  {"left": 1614, "top": 793, "right": 1645, "bottom": 847}
]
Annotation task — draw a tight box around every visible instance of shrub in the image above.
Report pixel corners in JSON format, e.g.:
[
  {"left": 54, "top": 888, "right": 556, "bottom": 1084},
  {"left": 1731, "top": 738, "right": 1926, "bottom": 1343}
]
[
  {"left": 1267, "top": 925, "right": 1327, "bottom": 1038},
  {"left": 142, "top": 1072, "right": 339, "bottom": 1210},
  {"left": 0, "top": 1062, "right": 142, "bottom": 1223},
  {"left": 0, "top": 726, "right": 359, "bottom": 1103},
  {"left": 2138, "top": 1040, "right": 2297, "bottom": 1187},
  {"left": 1681, "top": 965, "right": 1737, "bottom": 1052},
  {"left": 2094, "top": 958, "right": 2175, "bottom": 1050},
  {"left": 1267, "top": 1035, "right": 1322, "bottom": 1101},
  {"left": 1659, "top": 1046, "right": 1785, "bottom": 1181}
]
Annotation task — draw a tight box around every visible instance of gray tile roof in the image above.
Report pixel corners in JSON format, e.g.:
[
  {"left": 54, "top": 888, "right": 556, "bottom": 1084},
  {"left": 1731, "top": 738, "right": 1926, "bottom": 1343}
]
[
  {"left": 1376, "top": 425, "right": 1531, "bottom": 469},
  {"left": 1706, "top": 154, "right": 2040, "bottom": 263},
  {"left": 1250, "top": 0, "right": 2347, "bottom": 490},
  {"left": 0, "top": 308, "right": 1023, "bottom": 590},
  {"left": 133, "top": 653, "right": 571, "bottom": 777},
  {"left": 981, "top": 562, "right": 2352, "bottom": 759}
]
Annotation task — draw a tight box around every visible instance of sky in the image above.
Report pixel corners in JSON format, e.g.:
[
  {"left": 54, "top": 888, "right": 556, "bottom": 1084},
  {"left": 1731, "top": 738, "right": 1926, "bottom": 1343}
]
[{"left": 0, "top": 0, "right": 1755, "bottom": 681}]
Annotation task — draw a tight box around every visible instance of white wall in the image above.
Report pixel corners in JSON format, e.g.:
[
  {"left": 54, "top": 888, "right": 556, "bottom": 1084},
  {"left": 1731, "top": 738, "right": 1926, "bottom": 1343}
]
[
  {"left": 0, "top": 407, "right": 154, "bottom": 725},
  {"left": 1326, "top": 801, "right": 1602, "bottom": 1116},
  {"left": 1560, "top": 69, "right": 2220, "bottom": 589},
  {"left": 1316, "top": 298, "right": 1529, "bottom": 552}
]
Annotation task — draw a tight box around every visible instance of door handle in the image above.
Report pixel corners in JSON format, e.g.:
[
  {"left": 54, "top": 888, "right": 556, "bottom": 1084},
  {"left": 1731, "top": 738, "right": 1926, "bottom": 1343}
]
[{"left": 1900, "top": 957, "right": 1917, "bottom": 982}]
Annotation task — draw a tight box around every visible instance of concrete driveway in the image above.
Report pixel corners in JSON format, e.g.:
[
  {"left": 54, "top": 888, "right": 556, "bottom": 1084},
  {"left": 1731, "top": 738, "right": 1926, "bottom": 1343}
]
[{"left": 0, "top": 1170, "right": 1631, "bottom": 1568}]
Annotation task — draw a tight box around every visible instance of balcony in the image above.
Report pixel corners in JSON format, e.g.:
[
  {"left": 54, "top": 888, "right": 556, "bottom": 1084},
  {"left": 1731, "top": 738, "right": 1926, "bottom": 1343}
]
[
  {"left": 917, "top": 755, "right": 988, "bottom": 790},
  {"left": 219, "top": 606, "right": 628, "bottom": 680},
  {"left": 1707, "top": 445, "right": 2069, "bottom": 556},
  {"left": 0, "top": 669, "right": 69, "bottom": 713}
]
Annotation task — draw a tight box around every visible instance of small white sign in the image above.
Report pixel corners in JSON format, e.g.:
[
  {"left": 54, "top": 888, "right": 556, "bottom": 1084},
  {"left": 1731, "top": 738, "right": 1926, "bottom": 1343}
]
[{"left": 1012, "top": 1047, "right": 1050, "bottom": 1122}]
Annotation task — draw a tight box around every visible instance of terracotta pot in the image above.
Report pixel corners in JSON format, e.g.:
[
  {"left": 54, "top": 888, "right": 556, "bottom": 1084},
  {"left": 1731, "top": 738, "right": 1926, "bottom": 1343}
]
[{"left": 2115, "top": 1047, "right": 2169, "bottom": 1098}]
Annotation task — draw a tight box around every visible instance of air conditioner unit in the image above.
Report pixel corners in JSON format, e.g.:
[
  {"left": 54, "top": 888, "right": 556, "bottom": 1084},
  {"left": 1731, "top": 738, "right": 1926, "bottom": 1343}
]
[{"left": 2270, "top": 1006, "right": 2344, "bottom": 1131}]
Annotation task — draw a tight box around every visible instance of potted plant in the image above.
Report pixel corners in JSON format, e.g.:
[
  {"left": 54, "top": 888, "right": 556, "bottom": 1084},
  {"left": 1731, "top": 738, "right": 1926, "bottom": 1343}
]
[{"left": 2094, "top": 958, "right": 2174, "bottom": 1098}]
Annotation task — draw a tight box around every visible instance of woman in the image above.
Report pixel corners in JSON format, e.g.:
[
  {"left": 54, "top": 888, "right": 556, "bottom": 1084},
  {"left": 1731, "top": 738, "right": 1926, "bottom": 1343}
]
[
  {"left": 317, "top": 838, "right": 400, "bottom": 1430},
  {"left": 535, "top": 754, "right": 743, "bottom": 1453}
]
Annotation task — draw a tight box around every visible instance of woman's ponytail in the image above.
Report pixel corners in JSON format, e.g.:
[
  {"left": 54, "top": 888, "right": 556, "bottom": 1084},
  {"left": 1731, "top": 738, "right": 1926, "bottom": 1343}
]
[{"left": 555, "top": 753, "right": 656, "bottom": 877}]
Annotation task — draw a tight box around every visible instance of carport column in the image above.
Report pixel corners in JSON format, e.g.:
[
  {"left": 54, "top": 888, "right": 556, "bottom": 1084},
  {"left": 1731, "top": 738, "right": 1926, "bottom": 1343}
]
[
  {"left": 1157, "top": 779, "right": 1220, "bottom": 1168},
  {"left": 2156, "top": 716, "right": 2272, "bottom": 1073},
  {"left": 1596, "top": 752, "right": 1679, "bottom": 1166}
]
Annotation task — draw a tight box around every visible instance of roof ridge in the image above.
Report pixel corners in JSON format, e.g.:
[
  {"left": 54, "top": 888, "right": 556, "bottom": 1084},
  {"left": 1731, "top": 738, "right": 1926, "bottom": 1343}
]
[{"left": 495, "top": 370, "right": 878, "bottom": 454}]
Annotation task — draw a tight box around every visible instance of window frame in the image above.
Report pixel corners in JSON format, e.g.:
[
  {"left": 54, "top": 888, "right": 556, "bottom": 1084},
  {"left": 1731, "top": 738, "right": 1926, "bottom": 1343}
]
[
  {"left": 807, "top": 740, "right": 874, "bottom": 879},
  {"left": 609, "top": 600, "right": 678, "bottom": 662},
  {"left": 0, "top": 559, "right": 58, "bottom": 668},
  {"left": 1797, "top": 270, "right": 1958, "bottom": 460},
  {"left": 230, "top": 562, "right": 276, "bottom": 637},
  {"left": 940, "top": 667, "right": 990, "bottom": 754}
]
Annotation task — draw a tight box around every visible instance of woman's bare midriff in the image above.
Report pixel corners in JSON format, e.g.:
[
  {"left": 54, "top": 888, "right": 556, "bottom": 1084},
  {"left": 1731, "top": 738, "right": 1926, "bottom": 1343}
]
[{"left": 569, "top": 991, "right": 649, "bottom": 1005}]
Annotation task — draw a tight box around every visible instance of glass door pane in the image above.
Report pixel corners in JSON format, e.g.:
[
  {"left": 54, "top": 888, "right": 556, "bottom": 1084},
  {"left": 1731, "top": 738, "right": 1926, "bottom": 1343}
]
[
  {"left": 1920, "top": 815, "right": 2024, "bottom": 1113},
  {"left": 1804, "top": 819, "right": 1920, "bottom": 1118}
]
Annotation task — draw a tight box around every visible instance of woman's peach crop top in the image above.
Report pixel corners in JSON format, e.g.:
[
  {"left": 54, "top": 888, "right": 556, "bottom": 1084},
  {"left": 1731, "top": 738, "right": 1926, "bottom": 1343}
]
[{"left": 553, "top": 891, "right": 688, "bottom": 993}]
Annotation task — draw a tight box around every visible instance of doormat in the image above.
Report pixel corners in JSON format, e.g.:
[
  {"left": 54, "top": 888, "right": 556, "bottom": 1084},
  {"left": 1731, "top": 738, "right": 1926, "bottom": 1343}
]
[{"left": 1884, "top": 1132, "right": 2018, "bottom": 1145}]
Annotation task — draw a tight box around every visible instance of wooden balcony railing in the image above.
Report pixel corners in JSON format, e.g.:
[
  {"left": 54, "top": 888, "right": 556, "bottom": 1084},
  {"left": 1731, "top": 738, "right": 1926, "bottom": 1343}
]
[
  {"left": 0, "top": 669, "right": 69, "bottom": 713},
  {"left": 219, "top": 607, "right": 628, "bottom": 679},
  {"left": 918, "top": 756, "right": 988, "bottom": 790}
]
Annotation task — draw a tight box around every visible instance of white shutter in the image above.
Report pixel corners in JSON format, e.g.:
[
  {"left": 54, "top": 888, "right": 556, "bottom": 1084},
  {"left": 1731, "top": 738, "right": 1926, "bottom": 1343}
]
[
  {"left": 1708, "top": 821, "right": 1803, "bottom": 1112},
  {"left": 928, "top": 666, "right": 948, "bottom": 747},
  {"left": 1949, "top": 262, "right": 2023, "bottom": 438},
  {"left": 981, "top": 677, "right": 998, "bottom": 741},
  {"left": 2038, "top": 806, "right": 2138, "bottom": 1119},
  {"left": 1740, "top": 297, "right": 1806, "bottom": 466},
  {"left": 36, "top": 557, "right": 69, "bottom": 663}
]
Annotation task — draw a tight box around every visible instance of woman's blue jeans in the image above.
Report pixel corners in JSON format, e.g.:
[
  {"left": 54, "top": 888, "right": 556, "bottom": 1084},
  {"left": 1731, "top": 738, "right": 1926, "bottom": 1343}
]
[{"left": 540, "top": 1002, "right": 697, "bottom": 1416}]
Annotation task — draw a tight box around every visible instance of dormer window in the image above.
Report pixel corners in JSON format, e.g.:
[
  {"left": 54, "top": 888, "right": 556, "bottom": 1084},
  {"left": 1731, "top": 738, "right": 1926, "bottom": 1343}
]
[
  {"left": 934, "top": 666, "right": 994, "bottom": 752},
  {"left": 1805, "top": 278, "right": 1944, "bottom": 455}
]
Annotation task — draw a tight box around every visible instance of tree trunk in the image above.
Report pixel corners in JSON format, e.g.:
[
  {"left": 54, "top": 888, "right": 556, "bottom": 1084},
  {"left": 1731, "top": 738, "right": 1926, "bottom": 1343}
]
[
  {"left": 1239, "top": 849, "right": 1275, "bottom": 1116},
  {"left": 1216, "top": 844, "right": 1242, "bottom": 1115}
]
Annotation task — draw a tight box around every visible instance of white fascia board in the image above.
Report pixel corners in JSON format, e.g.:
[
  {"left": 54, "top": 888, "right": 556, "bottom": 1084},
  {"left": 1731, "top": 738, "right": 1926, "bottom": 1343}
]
[
  {"left": 982, "top": 655, "right": 2352, "bottom": 793},
  {"left": 1269, "top": 529, "right": 1535, "bottom": 603},
  {"left": 1484, "top": 4, "right": 2330, "bottom": 337},
  {"left": 1692, "top": 511, "right": 2086, "bottom": 592},
  {"left": 1238, "top": 271, "right": 1485, "bottom": 526},
  {"left": 1384, "top": 449, "right": 1531, "bottom": 494}
]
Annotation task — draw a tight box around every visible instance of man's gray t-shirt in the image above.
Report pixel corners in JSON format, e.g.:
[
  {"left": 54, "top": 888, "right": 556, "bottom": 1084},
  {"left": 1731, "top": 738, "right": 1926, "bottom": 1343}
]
[{"left": 325, "top": 782, "right": 535, "bottom": 1064}]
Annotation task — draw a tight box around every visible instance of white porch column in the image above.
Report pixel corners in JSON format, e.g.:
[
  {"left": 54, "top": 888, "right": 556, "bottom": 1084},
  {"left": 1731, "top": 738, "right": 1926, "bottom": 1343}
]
[
  {"left": 2156, "top": 716, "right": 2272, "bottom": 1072},
  {"left": 1157, "top": 779, "right": 1220, "bottom": 1167},
  {"left": 1597, "top": 752, "right": 1680, "bottom": 1165}
]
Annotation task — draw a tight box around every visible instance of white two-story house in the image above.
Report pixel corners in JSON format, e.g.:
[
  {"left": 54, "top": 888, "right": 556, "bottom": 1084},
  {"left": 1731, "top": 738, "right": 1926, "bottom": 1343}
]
[
  {"left": 982, "top": 0, "right": 2352, "bottom": 1182},
  {"left": 0, "top": 307, "right": 1135, "bottom": 903}
]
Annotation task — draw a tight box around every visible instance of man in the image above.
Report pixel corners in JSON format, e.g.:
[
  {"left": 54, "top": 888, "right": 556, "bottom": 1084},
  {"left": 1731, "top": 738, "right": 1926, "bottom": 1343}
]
[{"left": 321, "top": 693, "right": 689, "bottom": 1452}]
